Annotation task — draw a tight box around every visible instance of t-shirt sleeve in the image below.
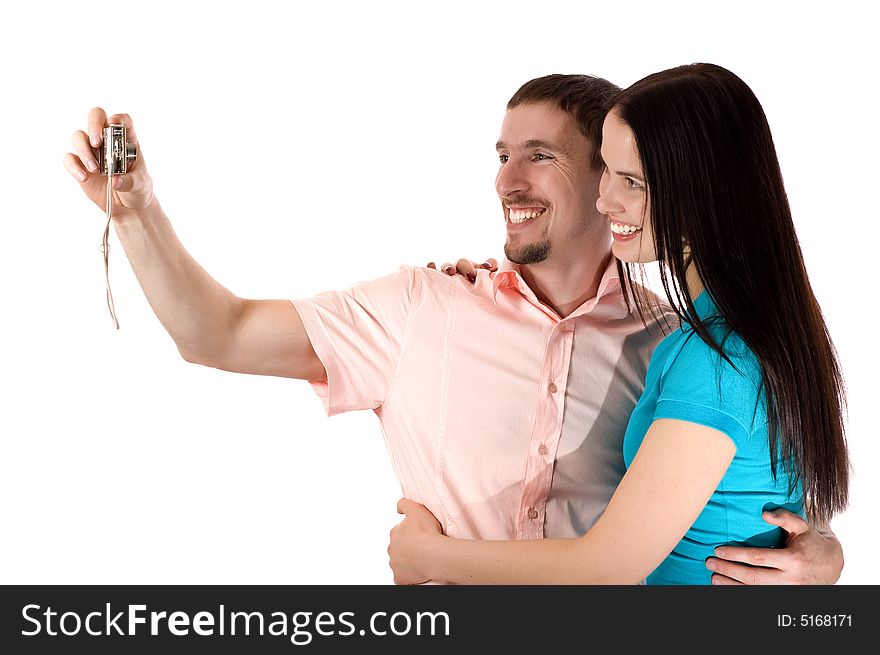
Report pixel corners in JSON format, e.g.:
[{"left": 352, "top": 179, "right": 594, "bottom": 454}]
[
  {"left": 290, "top": 266, "right": 419, "bottom": 416},
  {"left": 652, "top": 332, "right": 765, "bottom": 448}
]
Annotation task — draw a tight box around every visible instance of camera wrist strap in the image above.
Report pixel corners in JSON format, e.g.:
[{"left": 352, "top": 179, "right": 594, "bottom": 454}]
[{"left": 102, "top": 168, "right": 120, "bottom": 329}]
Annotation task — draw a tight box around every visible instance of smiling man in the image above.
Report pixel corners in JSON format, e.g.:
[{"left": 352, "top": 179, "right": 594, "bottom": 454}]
[{"left": 64, "top": 74, "right": 843, "bottom": 584}]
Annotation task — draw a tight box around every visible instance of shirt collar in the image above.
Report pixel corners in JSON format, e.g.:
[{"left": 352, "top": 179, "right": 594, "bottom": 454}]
[{"left": 492, "top": 256, "right": 623, "bottom": 318}]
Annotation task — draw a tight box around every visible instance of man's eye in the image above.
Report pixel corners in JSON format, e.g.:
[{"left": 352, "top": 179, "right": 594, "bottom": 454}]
[
  {"left": 499, "top": 154, "right": 509, "bottom": 163},
  {"left": 533, "top": 153, "right": 552, "bottom": 162}
]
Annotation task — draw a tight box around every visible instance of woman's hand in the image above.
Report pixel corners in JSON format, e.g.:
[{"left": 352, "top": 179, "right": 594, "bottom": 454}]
[
  {"left": 388, "top": 499, "right": 444, "bottom": 585},
  {"left": 427, "top": 258, "right": 498, "bottom": 283}
]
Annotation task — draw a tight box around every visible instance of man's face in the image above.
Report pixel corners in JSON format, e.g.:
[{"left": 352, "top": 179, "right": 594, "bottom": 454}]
[{"left": 495, "top": 102, "right": 605, "bottom": 267}]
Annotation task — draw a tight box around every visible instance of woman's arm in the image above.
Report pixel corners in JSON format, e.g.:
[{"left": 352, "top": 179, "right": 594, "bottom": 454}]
[{"left": 389, "top": 418, "right": 736, "bottom": 584}]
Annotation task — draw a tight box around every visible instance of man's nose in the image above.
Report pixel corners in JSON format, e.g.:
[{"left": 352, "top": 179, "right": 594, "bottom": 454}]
[{"left": 496, "top": 157, "right": 529, "bottom": 198}]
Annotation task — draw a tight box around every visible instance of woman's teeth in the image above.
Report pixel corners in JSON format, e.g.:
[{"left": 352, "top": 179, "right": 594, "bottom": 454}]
[{"left": 610, "top": 221, "right": 642, "bottom": 235}]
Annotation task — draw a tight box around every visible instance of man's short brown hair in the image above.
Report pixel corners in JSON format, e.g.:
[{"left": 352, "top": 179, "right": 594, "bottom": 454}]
[{"left": 507, "top": 74, "right": 621, "bottom": 170}]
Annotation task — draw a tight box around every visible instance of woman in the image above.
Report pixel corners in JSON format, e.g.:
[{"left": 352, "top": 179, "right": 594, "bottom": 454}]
[{"left": 388, "top": 63, "right": 849, "bottom": 585}]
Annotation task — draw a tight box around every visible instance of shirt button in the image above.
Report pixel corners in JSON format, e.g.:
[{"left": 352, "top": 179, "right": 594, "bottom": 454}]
[
  {"left": 528, "top": 508, "right": 539, "bottom": 520},
  {"left": 548, "top": 382, "right": 558, "bottom": 394},
  {"left": 537, "top": 444, "right": 548, "bottom": 456}
]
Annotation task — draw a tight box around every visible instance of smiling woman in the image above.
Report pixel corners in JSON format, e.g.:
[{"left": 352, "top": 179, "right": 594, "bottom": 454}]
[
  {"left": 597, "top": 118, "right": 649, "bottom": 250},
  {"left": 604, "top": 64, "right": 850, "bottom": 583},
  {"left": 608, "top": 60, "right": 850, "bottom": 524}
]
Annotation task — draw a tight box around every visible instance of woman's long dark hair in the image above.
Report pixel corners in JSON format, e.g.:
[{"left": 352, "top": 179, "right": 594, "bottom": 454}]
[{"left": 613, "top": 63, "right": 848, "bottom": 526}]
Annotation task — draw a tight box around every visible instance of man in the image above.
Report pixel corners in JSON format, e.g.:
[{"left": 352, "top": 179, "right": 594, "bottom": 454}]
[{"left": 64, "top": 74, "right": 842, "bottom": 583}]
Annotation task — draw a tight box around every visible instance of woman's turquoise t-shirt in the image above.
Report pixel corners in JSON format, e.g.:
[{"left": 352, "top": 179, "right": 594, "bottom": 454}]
[{"left": 622, "top": 291, "right": 804, "bottom": 585}]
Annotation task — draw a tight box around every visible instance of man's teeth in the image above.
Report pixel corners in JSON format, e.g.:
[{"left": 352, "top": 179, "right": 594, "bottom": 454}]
[
  {"left": 610, "top": 221, "right": 642, "bottom": 235},
  {"left": 508, "top": 209, "right": 544, "bottom": 224}
]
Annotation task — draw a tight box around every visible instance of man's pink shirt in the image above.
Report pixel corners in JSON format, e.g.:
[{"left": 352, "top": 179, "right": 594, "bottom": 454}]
[{"left": 292, "top": 259, "right": 667, "bottom": 540}]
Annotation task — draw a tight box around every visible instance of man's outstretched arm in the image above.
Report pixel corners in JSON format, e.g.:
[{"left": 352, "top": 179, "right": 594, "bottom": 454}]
[
  {"left": 64, "top": 107, "right": 325, "bottom": 381},
  {"left": 705, "top": 509, "right": 843, "bottom": 584}
]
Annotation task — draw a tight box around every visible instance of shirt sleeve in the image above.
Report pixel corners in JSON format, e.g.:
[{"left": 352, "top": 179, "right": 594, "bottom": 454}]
[
  {"left": 290, "top": 266, "right": 419, "bottom": 416},
  {"left": 652, "top": 331, "right": 766, "bottom": 448}
]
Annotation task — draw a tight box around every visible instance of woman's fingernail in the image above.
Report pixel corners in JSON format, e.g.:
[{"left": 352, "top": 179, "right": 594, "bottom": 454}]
[
  {"left": 86, "top": 159, "right": 98, "bottom": 172},
  {"left": 466, "top": 271, "right": 476, "bottom": 282},
  {"left": 90, "top": 132, "right": 101, "bottom": 147}
]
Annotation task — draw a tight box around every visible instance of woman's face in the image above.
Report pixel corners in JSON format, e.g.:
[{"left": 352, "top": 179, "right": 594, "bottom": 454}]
[{"left": 596, "top": 110, "right": 657, "bottom": 264}]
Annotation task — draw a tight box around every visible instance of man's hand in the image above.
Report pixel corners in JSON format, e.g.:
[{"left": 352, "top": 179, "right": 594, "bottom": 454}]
[
  {"left": 705, "top": 509, "right": 843, "bottom": 584},
  {"left": 427, "top": 258, "right": 498, "bottom": 283},
  {"left": 388, "top": 499, "right": 444, "bottom": 585},
  {"left": 63, "top": 107, "right": 155, "bottom": 218}
]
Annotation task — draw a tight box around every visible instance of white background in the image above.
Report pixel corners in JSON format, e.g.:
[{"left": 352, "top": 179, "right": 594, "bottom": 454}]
[{"left": 1, "top": 1, "right": 876, "bottom": 584}]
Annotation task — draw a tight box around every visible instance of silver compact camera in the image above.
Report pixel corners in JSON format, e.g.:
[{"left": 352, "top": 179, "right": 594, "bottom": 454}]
[{"left": 98, "top": 124, "right": 137, "bottom": 175}]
